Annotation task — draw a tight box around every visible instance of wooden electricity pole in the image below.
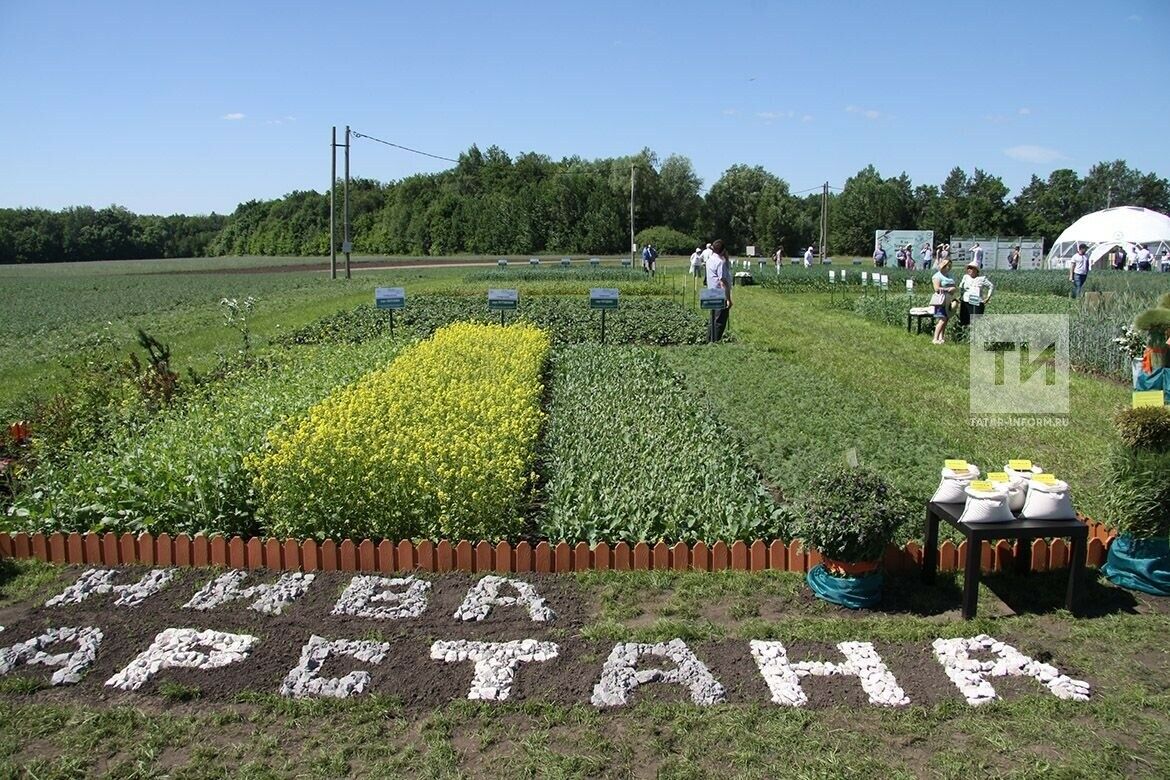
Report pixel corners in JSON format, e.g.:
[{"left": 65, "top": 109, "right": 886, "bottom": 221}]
[
  {"left": 819, "top": 182, "right": 829, "bottom": 263},
  {"left": 330, "top": 126, "right": 337, "bottom": 279},
  {"left": 629, "top": 163, "right": 636, "bottom": 266},
  {"left": 344, "top": 125, "right": 351, "bottom": 279}
]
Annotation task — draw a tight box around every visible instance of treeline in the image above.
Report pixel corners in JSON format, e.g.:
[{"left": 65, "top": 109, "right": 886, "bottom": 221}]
[
  {"left": 2, "top": 150, "right": 1167, "bottom": 264},
  {"left": 0, "top": 206, "right": 225, "bottom": 264}
]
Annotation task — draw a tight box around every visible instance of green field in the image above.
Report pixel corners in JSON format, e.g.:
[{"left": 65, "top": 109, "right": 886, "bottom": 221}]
[{"left": 1, "top": 255, "right": 1166, "bottom": 778}]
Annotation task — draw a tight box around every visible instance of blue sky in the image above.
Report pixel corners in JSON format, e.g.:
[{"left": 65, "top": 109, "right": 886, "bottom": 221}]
[{"left": 1, "top": 0, "right": 1166, "bottom": 216}]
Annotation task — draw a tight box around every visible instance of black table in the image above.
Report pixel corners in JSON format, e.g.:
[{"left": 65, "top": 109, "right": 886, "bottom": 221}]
[{"left": 921, "top": 501, "right": 1088, "bottom": 619}]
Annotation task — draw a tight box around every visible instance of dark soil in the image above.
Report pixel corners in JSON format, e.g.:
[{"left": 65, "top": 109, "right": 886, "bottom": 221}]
[{"left": 0, "top": 566, "right": 1090, "bottom": 712}]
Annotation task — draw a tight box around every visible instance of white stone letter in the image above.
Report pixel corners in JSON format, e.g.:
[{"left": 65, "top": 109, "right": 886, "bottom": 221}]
[
  {"left": 183, "top": 571, "right": 314, "bottom": 615},
  {"left": 45, "top": 568, "right": 176, "bottom": 607},
  {"left": 332, "top": 575, "right": 431, "bottom": 619},
  {"left": 932, "top": 635, "right": 1090, "bottom": 706},
  {"left": 105, "top": 628, "right": 257, "bottom": 691},
  {"left": 750, "top": 640, "right": 909, "bottom": 707},
  {"left": 0, "top": 626, "right": 104, "bottom": 685},
  {"left": 453, "top": 575, "right": 555, "bottom": 622},
  {"left": 430, "top": 639, "right": 559, "bottom": 701},
  {"left": 591, "top": 639, "right": 726, "bottom": 707},
  {"left": 280, "top": 635, "right": 391, "bottom": 699}
]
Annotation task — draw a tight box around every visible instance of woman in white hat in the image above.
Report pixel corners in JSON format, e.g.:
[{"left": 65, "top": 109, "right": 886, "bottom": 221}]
[{"left": 957, "top": 260, "right": 994, "bottom": 326}]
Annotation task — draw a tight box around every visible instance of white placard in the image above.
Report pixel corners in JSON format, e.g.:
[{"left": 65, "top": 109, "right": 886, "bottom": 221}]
[
  {"left": 906, "top": 279, "right": 914, "bottom": 292},
  {"left": 829, "top": 270, "right": 836, "bottom": 284},
  {"left": 861, "top": 272, "right": 869, "bottom": 285}
]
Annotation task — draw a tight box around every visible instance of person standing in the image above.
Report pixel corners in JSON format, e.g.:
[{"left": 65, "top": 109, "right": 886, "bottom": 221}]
[
  {"left": 970, "top": 243, "right": 984, "bottom": 269},
  {"left": 905, "top": 243, "right": 916, "bottom": 270},
  {"left": 931, "top": 258, "right": 957, "bottom": 344},
  {"left": 895, "top": 245, "right": 906, "bottom": 269},
  {"left": 774, "top": 245, "right": 784, "bottom": 272},
  {"left": 921, "top": 243, "right": 934, "bottom": 269},
  {"left": 1008, "top": 245, "right": 1021, "bottom": 271},
  {"left": 1069, "top": 243, "right": 1090, "bottom": 297},
  {"left": 958, "top": 261, "right": 994, "bottom": 326},
  {"left": 689, "top": 247, "right": 704, "bottom": 278},
  {"left": 803, "top": 246, "right": 814, "bottom": 268},
  {"left": 705, "top": 239, "right": 732, "bottom": 341},
  {"left": 873, "top": 244, "right": 887, "bottom": 267},
  {"left": 1137, "top": 244, "right": 1153, "bottom": 271}
]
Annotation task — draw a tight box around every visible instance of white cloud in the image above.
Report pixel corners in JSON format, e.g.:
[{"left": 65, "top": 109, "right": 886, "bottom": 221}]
[
  {"left": 846, "top": 105, "right": 882, "bottom": 120},
  {"left": 222, "top": 112, "right": 245, "bottom": 120},
  {"left": 757, "top": 111, "right": 778, "bottom": 120},
  {"left": 722, "top": 108, "right": 738, "bottom": 116},
  {"left": 1127, "top": 14, "right": 1141, "bottom": 21},
  {"left": 801, "top": 114, "right": 814, "bottom": 123},
  {"left": 1004, "top": 144, "right": 1065, "bottom": 164},
  {"left": 1018, "top": 107, "right": 1031, "bottom": 115}
]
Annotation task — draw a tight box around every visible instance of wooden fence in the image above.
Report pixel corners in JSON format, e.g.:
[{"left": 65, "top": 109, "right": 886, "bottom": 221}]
[{"left": 0, "top": 523, "right": 1115, "bottom": 575}]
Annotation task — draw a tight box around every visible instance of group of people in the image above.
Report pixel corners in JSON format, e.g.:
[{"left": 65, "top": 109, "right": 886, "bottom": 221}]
[
  {"left": 641, "top": 244, "right": 659, "bottom": 275},
  {"left": 686, "top": 241, "right": 736, "bottom": 340},
  {"left": 1109, "top": 244, "right": 1168, "bottom": 272}
]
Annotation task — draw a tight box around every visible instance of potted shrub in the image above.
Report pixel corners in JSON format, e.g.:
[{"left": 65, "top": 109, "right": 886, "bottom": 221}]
[
  {"left": 791, "top": 466, "right": 911, "bottom": 609},
  {"left": 1100, "top": 406, "right": 1170, "bottom": 597}
]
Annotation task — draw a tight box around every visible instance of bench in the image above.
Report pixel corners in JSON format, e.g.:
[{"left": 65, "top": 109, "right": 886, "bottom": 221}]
[{"left": 907, "top": 306, "right": 933, "bottom": 333}]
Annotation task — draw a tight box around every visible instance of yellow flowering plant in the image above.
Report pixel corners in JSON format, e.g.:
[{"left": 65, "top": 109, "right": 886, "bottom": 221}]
[{"left": 250, "top": 323, "right": 550, "bottom": 541}]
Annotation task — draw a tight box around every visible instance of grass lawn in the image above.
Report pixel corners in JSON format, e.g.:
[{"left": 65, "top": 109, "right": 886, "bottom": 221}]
[{"left": 664, "top": 287, "right": 1129, "bottom": 526}]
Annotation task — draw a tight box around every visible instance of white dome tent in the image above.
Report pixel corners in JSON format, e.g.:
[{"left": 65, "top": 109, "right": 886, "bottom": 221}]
[{"left": 1045, "top": 206, "right": 1170, "bottom": 269}]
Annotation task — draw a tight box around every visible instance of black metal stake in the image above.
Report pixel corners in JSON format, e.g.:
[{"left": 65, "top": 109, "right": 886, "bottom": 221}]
[
  {"left": 600, "top": 309, "right": 607, "bottom": 344},
  {"left": 708, "top": 309, "right": 716, "bottom": 343},
  {"left": 389, "top": 310, "right": 394, "bottom": 337}
]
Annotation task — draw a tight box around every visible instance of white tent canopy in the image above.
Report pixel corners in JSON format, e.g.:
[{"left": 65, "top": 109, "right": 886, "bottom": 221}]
[{"left": 1045, "top": 206, "right": 1170, "bottom": 269}]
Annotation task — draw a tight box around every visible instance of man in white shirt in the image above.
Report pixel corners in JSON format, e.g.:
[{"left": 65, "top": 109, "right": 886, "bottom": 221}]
[
  {"left": 1069, "top": 243, "right": 1090, "bottom": 297},
  {"left": 705, "top": 239, "right": 732, "bottom": 340},
  {"left": 803, "top": 246, "right": 814, "bottom": 268},
  {"left": 774, "top": 246, "right": 784, "bottom": 272},
  {"left": 921, "top": 244, "right": 933, "bottom": 269},
  {"left": 971, "top": 243, "right": 984, "bottom": 269}
]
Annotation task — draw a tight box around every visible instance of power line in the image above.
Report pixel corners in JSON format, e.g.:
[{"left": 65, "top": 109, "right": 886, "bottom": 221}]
[{"left": 350, "top": 131, "right": 459, "bottom": 164}]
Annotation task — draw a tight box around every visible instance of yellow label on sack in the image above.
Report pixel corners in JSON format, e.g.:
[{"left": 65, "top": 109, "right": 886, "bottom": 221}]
[
  {"left": 1008, "top": 459, "right": 1033, "bottom": 470},
  {"left": 988, "top": 472, "right": 1010, "bottom": 482},
  {"left": 970, "top": 481, "right": 994, "bottom": 492},
  {"left": 945, "top": 459, "right": 969, "bottom": 471},
  {"left": 1032, "top": 473, "right": 1058, "bottom": 484},
  {"left": 1132, "top": 390, "right": 1166, "bottom": 409}
]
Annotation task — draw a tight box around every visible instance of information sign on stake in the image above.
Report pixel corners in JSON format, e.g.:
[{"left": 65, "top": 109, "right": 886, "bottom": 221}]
[
  {"left": 906, "top": 279, "right": 914, "bottom": 293},
  {"left": 589, "top": 257, "right": 600, "bottom": 266},
  {"left": 1132, "top": 390, "right": 1166, "bottom": 408},
  {"left": 561, "top": 257, "right": 572, "bottom": 267},
  {"left": 374, "top": 287, "right": 405, "bottom": 310},
  {"left": 829, "top": 270, "right": 836, "bottom": 284},
  {"left": 881, "top": 275, "right": 889, "bottom": 290},
  {"left": 529, "top": 257, "right": 540, "bottom": 266},
  {"left": 589, "top": 288, "right": 619, "bottom": 310},
  {"left": 699, "top": 289, "right": 727, "bottom": 310},
  {"left": 487, "top": 289, "right": 519, "bottom": 327},
  {"left": 861, "top": 272, "right": 869, "bottom": 285},
  {"left": 497, "top": 257, "right": 508, "bottom": 267}
]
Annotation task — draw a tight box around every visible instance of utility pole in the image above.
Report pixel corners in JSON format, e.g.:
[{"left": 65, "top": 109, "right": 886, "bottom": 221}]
[
  {"left": 344, "top": 125, "right": 351, "bottom": 279},
  {"left": 819, "top": 182, "right": 829, "bottom": 263},
  {"left": 330, "top": 126, "right": 337, "bottom": 279},
  {"left": 629, "top": 163, "right": 636, "bottom": 266}
]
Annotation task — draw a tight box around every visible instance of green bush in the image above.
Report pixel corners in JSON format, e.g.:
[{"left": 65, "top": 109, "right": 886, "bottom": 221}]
[
  {"left": 790, "top": 467, "right": 911, "bottom": 563},
  {"left": 1100, "top": 447, "right": 1170, "bottom": 539},
  {"left": 634, "top": 226, "right": 700, "bottom": 255},
  {"left": 1115, "top": 407, "right": 1170, "bottom": 452}
]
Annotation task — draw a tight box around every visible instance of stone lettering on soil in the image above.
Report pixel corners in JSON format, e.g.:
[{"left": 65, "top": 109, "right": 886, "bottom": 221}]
[
  {"left": 280, "top": 635, "right": 391, "bottom": 699},
  {"left": 331, "top": 575, "right": 431, "bottom": 620},
  {"left": 932, "top": 635, "right": 1091, "bottom": 705},
  {"left": 453, "top": 575, "right": 555, "bottom": 622},
  {"left": 105, "top": 627, "right": 258, "bottom": 691},
  {"left": 0, "top": 626, "right": 103, "bottom": 685},
  {"left": 750, "top": 640, "right": 910, "bottom": 707},
  {"left": 183, "top": 570, "right": 315, "bottom": 615},
  {"left": 45, "top": 568, "right": 177, "bottom": 607},
  {"left": 430, "top": 639, "right": 559, "bottom": 701},
  {"left": 591, "top": 639, "right": 726, "bottom": 707}
]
